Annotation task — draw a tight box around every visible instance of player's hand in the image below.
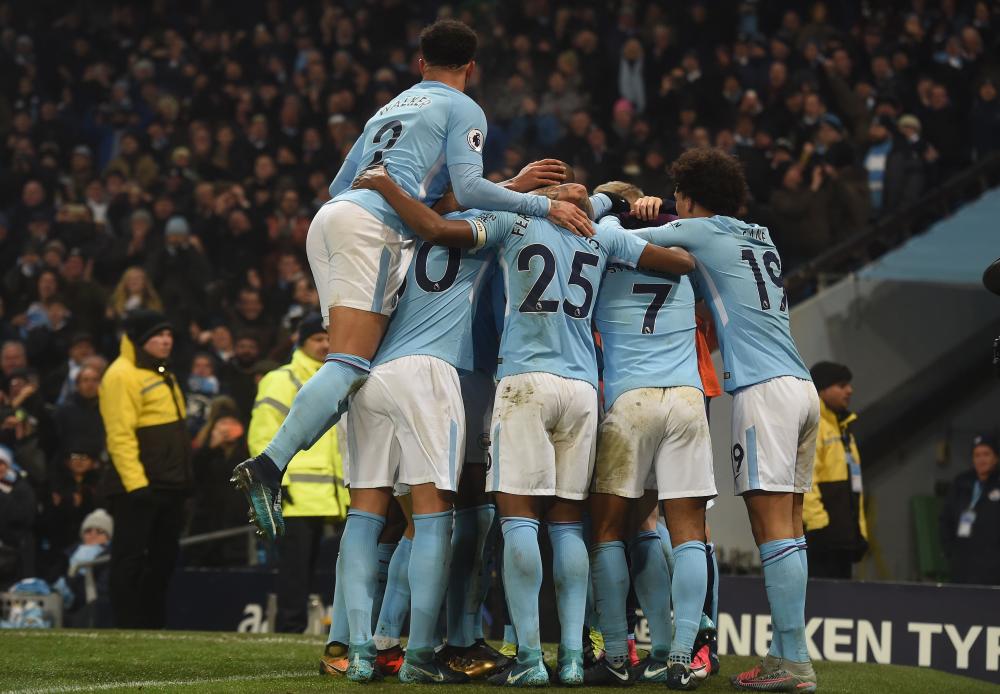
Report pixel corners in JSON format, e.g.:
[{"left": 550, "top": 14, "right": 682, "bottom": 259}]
[
  {"left": 351, "top": 164, "right": 391, "bottom": 192},
  {"left": 631, "top": 196, "right": 662, "bottom": 221},
  {"left": 549, "top": 199, "right": 594, "bottom": 237},
  {"left": 507, "top": 159, "right": 568, "bottom": 192}
]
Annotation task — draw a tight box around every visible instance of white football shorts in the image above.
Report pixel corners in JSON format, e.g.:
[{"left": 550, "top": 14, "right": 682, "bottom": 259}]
[
  {"left": 593, "top": 386, "right": 716, "bottom": 500},
  {"left": 486, "top": 372, "right": 598, "bottom": 500},
  {"left": 731, "top": 376, "right": 820, "bottom": 495},
  {"left": 346, "top": 355, "right": 465, "bottom": 492},
  {"left": 306, "top": 200, "right": 414, "bottom": 324}
]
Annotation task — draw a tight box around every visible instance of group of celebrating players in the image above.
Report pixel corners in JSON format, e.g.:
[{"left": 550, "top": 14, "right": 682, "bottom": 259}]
[{"left": 232, "top": 19, "right": 821, "bottom": 693}]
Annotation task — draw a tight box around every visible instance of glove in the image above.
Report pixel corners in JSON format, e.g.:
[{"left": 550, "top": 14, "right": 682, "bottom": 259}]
[{"left": 601, "top": 191, "right": 631, "bottom": 215}]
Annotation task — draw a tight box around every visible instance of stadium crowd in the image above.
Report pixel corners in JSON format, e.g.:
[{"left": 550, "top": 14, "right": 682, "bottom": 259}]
[{"left": 2, "top": 0, "right": 1000, "bottom": 606}]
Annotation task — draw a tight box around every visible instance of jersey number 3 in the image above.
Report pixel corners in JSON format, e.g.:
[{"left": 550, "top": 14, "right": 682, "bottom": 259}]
[{"left": 517, "top": 244, "right": 598, "bottom": 318}]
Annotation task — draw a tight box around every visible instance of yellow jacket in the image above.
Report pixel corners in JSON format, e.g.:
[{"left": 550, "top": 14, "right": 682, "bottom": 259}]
[
  {"left": 99, "top": 335, "right": 191, "bottom": 494},
  {"left": 803, "top": 400, "right": 868, "bottom": 545},
  {"left": 248, "top": 350, "right": 349, "bottom": 519}
]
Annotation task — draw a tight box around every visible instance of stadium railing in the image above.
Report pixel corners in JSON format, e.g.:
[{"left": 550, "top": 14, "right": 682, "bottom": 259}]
[
  {"left": 69, "top": 525, "right": 258, "bottom": 608},
  {"left": 785, "top": 152, "right": 1000, "bottom": 301}
]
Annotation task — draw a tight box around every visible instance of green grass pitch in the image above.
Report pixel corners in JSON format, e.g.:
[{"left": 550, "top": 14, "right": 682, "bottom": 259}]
[{"left": 0, "top": 630, "right": 994, "bottom": 693}]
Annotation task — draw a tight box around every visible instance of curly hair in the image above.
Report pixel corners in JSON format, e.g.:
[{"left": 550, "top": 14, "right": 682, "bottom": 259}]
[
  {"left": 669, "top": 148, "right": 748, "bottom": 217},
  {"left": 419, "top": 20, "right": 478, "bottom": 69}
]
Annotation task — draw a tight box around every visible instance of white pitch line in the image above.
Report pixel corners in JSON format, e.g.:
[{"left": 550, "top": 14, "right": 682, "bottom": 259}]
[
  {"left": 3, "top": 672, "right": 306, "bottom": 694},
  {"left": 3, "top": 630, "right": 322, "bottom": 646}
]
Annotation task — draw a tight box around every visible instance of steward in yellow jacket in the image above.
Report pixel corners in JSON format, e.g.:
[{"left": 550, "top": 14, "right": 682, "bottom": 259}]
[
  {"left": 98, "top": 310, "right": 191, "bottom": 629},
  {"left": 247, "top": 314, "right": 348, "bottom": 632},
  {"left": 803, "top": 362, "right": 868, "bottom": 578}
]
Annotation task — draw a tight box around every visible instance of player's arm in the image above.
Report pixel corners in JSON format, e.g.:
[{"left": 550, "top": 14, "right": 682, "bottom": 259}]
[
  {"left": 328, "top": 136, "right": 365, "bottom": 198},
  {"left": 446, "top": 102, "right": 593, "bottom": 236},
  {"left": 607, "top": 212, "right": 704, "bottom": 254},
  {"left": 499, "top": 159, "right": 567, "bottom": 192},
  {"left": 598, "top": 216, "right": 696, "bottom": 275},
  {"left": 352, "top": 165, "right": 480, "bottom": 248}
]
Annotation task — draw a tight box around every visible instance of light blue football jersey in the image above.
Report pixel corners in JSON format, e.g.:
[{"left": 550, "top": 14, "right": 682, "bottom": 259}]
[
  {"left": 373, "top": 210, "right": 496, "bottom": 372},
  {"left": 473, "top": 211, "right": 648, "bottom": 389},
  {"left": 332, "top": 81, "right": 547, "bottom": 233},
  {"left": 626, "top": 215, "right": 810, "bottom": 392},
  {"left": 594, "top": 262, "right": 701, "bottom": 409}
]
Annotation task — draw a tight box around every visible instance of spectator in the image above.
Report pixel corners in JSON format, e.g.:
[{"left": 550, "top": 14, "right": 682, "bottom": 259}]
[
  {"left": 104, "top": 133, "right": 160, "bottom": 189},
  {"left": 863, "top": 115, "right": 924, "bottom": 218},
  {"left": 940, "top": 435, "right": 1000, "bottom": 585},
  {"left": 39, "top": 447, "right": 101, "bottom": 573},
  {"left": 1, "top": 340, "right": 28, "bottom": 381},
  {"left": 803, "top": 362, "right": 868, "bottom": 579},
  {"left": 187, "top": 397, "right": 250, "bottom": 567},
  {"left": 59, "top": 249, "right": 106, "bottom": 337},
  {"left": 184, "top": 353, "right": 221, "bottom": 438},
  {"left": 145, "top": 216, "right": 212, "bottom": 329},
  {"left": 248, "top": 314, "right": 349, "bottom": 632},
  {"left": 223, "top": 333, "right": 263, "bottom": 421},
  {"left": 970, "top": 78, "right": 1000, "bottom": 161},
  {"left": 99, "top": 309, "right": 191, "bottom": 628},
  {"left": 52, "top": 364, "right": 106, "bottom": 464},
  {"left": 43, "top": 332, "right": 96, "bottom": 405},
  {"left": 106, "top": 266, "right": 163, "bottom": 323},
  {"left": 62, "top": 508, "right": 113, "bottom": 628},
  {"left": 0, "top": 445, "right": 37, "bottom": 584}
]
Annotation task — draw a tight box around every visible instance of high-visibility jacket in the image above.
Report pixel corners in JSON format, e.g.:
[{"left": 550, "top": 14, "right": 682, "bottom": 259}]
[
  {"left": 248, "top": 350, "right": 349, "bottom": 519},
  {"left": 803, "top": 400, "right": 868, "bottom": 548},
  {"left": 99, "top": 335, "right": 191, "bottom": 494}
]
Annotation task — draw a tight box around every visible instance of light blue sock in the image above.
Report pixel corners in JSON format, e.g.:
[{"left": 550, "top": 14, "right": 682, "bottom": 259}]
[
  {"left": 761, "top": 538, "right": 809, "bottom": 663},
  {"left": 655, "top": 520, "right": 675, "bottom": 577},
  {"left": 503, "top": 623, "right": 517, "bottom": 646},
  {"left": 472, "top": 511, "right": 499, "bottom": 641},
  {"left": 796, "top": 535, "right": 808, "bottom": 576},
  {"left": 340, "top": 510, "right": 385, "bottom": 646},
  {"left": 591, "top": 540, "right": 630, "bottom": 667},
  {"left": 371, "top": 542, "right": 396, "bottom": 633},
  {"left": 448, "top": 504, "right": 496, "bottom": 646},
  {"left": 668, "top": 540, "right": 708, "bottom": 664},
  {"left": 629, "top": 530, "right": 672, "bottom": 661},
  {"left": 548, "top": 521, "right": 589, "bottom": 652},
  {"left": 327, "top": 551, "right": 348, "bottom": 646},
  {"left": 406, "top": 510, "right": 453, "bottom": 654},
  {"left": 263, "top": 354, "right": 369, "bottom": 470},
  {"left": 375, "top": 537, "right": 411, "bottom": 646},
  {"left": 708, "top": 542, "right": 720, "bottom": 627},
  {"left": 501, "top": 517, "right": 543, "bottom": 653}
]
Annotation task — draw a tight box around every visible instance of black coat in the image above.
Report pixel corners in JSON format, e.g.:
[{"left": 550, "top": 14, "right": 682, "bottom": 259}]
[{"left": 940, "top": 469, "right": 1000, "bottom": 586}]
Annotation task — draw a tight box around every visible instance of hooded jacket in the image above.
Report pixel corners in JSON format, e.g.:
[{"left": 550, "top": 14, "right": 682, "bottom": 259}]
[
  {"left": 99, "top": 335, "right": 191, "bottom": 494},
  {"left": 803, "top": 399, "right": 868, "bottom": 552},
  {"left": 248, "top": 349, "right": 349, "bottom": 519}
]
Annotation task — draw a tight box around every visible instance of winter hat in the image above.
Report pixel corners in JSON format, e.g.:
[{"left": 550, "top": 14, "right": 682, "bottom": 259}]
[
  {"left": 124, "top": 309, "right": 172, "bottom": 347},
  {"left": 810, "top": 361, "right": 852, "bottom": 391},
  {"left": 972, "top": 434, "right": 998, "bottom": 456},
  {"left": 296, "top": 313, "right": 325, "bottom": 346},
  {"left": 165, "top": 216, "right": 190, "bottom": 236},
  {"left": 80, "top": 508, "right": 113, "bottom": 541}
]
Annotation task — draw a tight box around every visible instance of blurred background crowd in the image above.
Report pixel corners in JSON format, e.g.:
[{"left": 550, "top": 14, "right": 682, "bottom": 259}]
[{"left": 1, "top": 0, "right": 999, "bottom": 601}]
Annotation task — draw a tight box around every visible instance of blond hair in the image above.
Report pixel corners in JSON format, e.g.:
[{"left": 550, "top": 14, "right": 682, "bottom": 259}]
[
  {"left": 594, "top": 181, "right": 644, "bottom": 204},
  {"left": 109, "top": 267, "right": 163, "bottom": 318}
]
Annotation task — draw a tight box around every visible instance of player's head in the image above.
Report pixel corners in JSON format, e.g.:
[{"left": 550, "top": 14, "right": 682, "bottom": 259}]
[
  {"left": 419, "top": 20, "right": 478, "bottom": 84},
  {"left": 532, "top": 183, "right": 592, "bottom": 219},
  {"left": 670, "top": 147, "right": 747, "bottom": 218},
  {"left": 594, "top": 180, "right": 643, "bottom": 204}
]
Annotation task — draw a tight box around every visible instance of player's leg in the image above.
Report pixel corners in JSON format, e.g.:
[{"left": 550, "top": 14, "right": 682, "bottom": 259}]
[
  {"left": 586, "top": 388, "right": 659, "bottom": 685},
  {"left": 372, "top": 497, "right": 409, "bottom": 676},
  {"left": 487, "top": 373, "right": 557, "bottom": 687},
  {"left": 548, "top": 377, "right": 599, "bottom": 686},
  {"left": 234, "top": 201, "right": 411, "bottom": 539},
  {"left": 442, "top": 371, "right": 502, "bottom": 677},
  {"left": 732, "top": 378, "right": 819, "bottom": 693},
  {"left": 373, "top": 501, "right": 406, "bottom": 635},
  {"left": 334, "top": 373, "right": 401, "bottom": 682},
  {"left": 629, "top": 493, "right": 675, "bottom": 682}
]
